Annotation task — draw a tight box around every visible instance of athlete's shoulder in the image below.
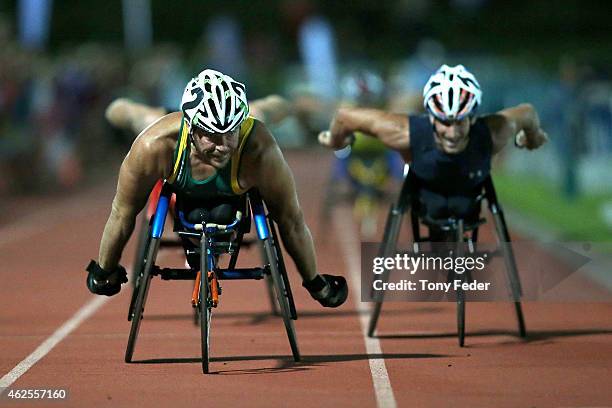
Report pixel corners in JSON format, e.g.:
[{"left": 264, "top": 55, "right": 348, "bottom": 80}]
[
  {"left": 139, "top": 111, "right": 182, "bottom": 140},
  {"left": 233, "top": 118, "right": 285, "bottom": 191},
  {"left": 243, "top": 118, "right": 278, "bottom": 155},
  {"left": 132, "top": 112, "right": 181, "bottom": 152},
  {"left": 126, "top": 112, "right": 181, "bottom": 170},
  {"left": 407, "top": 114, "right": 431, "bottom": 140},
  {"left": 479, "top": 111, "right": 509, "bottom": 136}
]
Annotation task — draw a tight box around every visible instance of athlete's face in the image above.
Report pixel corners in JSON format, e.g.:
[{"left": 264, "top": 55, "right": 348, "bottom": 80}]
[
  {"left": 430, "top": 115, "right": 472, "bottom": 154},
  {"left": 190, "top": 126, "right": 240, "bottom": 168}
]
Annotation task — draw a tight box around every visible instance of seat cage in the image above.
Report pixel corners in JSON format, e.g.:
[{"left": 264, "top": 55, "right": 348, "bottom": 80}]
[
  {"left": 125, "top": 184, "right": 301, "bottom": 369},
  {"left": 366, "top": 166, "right": 527, "bottom": 343},
  {"left": 148, "top": 183, "right": 272, "bottom": 276},
  {"left": 396, "top": 168, "right": 503, "bottom": 241}
]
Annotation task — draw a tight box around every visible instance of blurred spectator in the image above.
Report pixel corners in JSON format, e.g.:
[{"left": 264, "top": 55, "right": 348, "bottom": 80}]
[
  {"left": 203, "top": 15, "right": 245, "bottom": 80},
  {"left": 0, "top": 2, "right": 609, "bottom": 203},
  {"left": 298, "top": 14, "right": 339, "bottom": 101}
]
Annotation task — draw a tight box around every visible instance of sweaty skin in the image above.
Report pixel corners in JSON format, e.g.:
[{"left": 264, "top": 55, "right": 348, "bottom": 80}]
[
  {"left": 319, "top": 103, "right": 548, "bottom": 158},
  {"left": 98, "top": 112, "right": 318, "bottom": 283}
]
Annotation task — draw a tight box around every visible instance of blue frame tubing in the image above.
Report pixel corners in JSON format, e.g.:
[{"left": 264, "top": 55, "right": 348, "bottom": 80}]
[
  {"left": 151, "top": 185, "right": 172, "bottom": 239},
  {"left": 250, "top": 194, "right": 270, "bottom": 240}
]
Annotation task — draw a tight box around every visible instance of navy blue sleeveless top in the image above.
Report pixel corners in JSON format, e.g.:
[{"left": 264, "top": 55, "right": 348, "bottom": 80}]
[{"left": 408, "top": 114, "right": 492, "bottom": 196}]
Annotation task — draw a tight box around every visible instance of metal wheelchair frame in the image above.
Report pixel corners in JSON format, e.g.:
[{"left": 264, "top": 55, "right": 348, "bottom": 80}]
[
  {"left": 367, "top": 169, "right": 526, "bottom": 346},
  {"left": 125, "top": 183, "right": 299, "bottom": 373}
]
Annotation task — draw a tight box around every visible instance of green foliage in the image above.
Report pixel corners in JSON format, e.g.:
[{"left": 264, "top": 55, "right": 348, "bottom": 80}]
[{"left": 493, "top": 171, "right": 612, "bottom": 241}]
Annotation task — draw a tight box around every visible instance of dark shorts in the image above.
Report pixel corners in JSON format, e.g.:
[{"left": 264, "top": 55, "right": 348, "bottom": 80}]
[
  {"left": 419, "top": 189, "right": 481, "bottom": 222},
  {"left": 173, "top": 193, "right": 247, "bottom": 269},
  {"left": 175, "top": 193, "right": 244, "bottom": 226}
]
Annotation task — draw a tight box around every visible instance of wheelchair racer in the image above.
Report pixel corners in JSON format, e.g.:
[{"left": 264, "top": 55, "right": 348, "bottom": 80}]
[
  {"left": 319, "top": 64, "right": 548, "bottom": 225},
  {"left": 86, "top": 69, "right": 348, "bottom": 308},
  {"left": 324, "top": 69, "right": 402, "bottom": 237},
  {"left": 104, "top": 93, "right": 296, "bottom": 283}
]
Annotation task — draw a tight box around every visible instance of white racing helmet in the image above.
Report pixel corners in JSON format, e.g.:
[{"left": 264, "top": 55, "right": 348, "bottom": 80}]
[
  {"left": 423, "top": 64, "right": 482, "bottom": 121},
  {"left": 180, "top": 69, "right": 249, "bottom": 133}
]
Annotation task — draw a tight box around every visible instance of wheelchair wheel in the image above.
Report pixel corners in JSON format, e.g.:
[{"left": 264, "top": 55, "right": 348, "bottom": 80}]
[
  {"left": 368, "top": 299, "right": 384, "bottom": 338},
  {"left": 368, "top": 267, "right": 391, "bottom": 337},
  {"left": 491, "top": 212, "right": 527, "bottom": 338},
  {"left": 455, "top": 220, "right": 466, "bottom": 347},
  {"left": 200, "top": 237, "right": 212, "bottom": 374},
  {"left": 368, "top": 204, "right": 404, "bottom": 337},
  {"left": 264, "top": 273, "right": 280, "bottom": 316},
  {"left": 131, "top": 211, "right": 150, "bottom": 287},
  {"left": 456, "top": 275, "right": 466, "bottom": 347},
  {"left": 258, "top": 242, "right": 280, "bottom": 316},
  {"left": 514, "top": 301, "right": 526, "bottom": 337},
  {"left": 269, "top": 218, "right": 297, "bottom": 320},
  {"left": 128, "top": 218, "right": 151, "bottom": 321},
  {"left": 125, "top": 236, "right": 160, "bottom": 363},
  {"left": 263, "top": 238, "right": 300, "bottom": 362}
]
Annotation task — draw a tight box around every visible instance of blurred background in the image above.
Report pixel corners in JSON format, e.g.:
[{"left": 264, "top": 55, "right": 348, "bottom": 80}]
[{"left": 0, "top": 0, "right": 611, "bottom": 240}]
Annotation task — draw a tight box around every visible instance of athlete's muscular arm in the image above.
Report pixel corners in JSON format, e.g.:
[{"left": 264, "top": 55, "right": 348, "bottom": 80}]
[
  {"left": 105, "top": 98, "right": 170, "bottom": 136},
  {"left": 485, "top": 103, "right": 549, "bottom": 154},
  {"left": 248, "top": 95, "right": 293, "bottom": 126},
  {"left": 97, "top": 113, "right": 178, "bottom": 270},
  {"left": 319, "top": 107, "right": 411, "bottom": 151},
  {"left": 243, "top": 123, "right": 317, "bottom": 282}
]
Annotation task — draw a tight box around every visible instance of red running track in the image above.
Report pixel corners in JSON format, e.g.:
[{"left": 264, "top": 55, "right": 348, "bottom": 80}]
[{"left": 1, "top": 149, "right": 611, "bottom": 407}]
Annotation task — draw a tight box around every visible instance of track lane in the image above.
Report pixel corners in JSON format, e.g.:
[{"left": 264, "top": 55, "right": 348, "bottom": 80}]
[
  {"left": 2, "top": 150, "right": 612, "bottom": 407},
  {"left": 0, "top": 150, "right": 380, "bottom": 407},
  {"left": 0, "top": 182, "right": 119, "bottom": 376},
  {"left": 353, "top": 196, "right": 612, "bottom": 407}
]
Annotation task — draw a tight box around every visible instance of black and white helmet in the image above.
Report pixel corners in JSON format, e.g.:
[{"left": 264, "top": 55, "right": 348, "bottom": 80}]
[
  {"left": 180, "top": 69, "right": 249, "bottom": 133},
  {"left": 423, "top": 64, "right": 482, "bottom": 121}
]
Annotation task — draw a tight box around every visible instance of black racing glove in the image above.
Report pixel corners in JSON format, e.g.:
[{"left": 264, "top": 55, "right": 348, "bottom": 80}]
[
  {"left": 303, "top": 274, "right": 348, "bottom": 308},
  {"left": 86, "top": 260, "right": 128, "bottom": 296}
]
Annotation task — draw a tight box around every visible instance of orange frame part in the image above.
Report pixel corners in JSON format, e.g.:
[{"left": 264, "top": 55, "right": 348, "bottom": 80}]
[
  {"left": 191, "top": 271, "right": 219, "bottom": 308},
  {"left": 191, "top": 271, "right": 201, "bottom": 307}
]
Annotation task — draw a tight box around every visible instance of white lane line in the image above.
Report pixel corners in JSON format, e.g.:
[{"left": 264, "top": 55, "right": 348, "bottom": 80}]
[
  {"left": 0, "top": 231, "right": 172, "bottom": 392},
  {"left": 333, "top": 208, "right": 397, "bottom": 408},
  {"left": 0, "top": 295, "right": 110, "bottom": 394},
  {"left": 0, "top": 229, "right": 177, "bottom": 394}
]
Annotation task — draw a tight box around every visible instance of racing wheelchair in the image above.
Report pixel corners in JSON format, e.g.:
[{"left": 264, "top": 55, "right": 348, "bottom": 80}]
[
  {"left": 129, "top": 181, "right": 281, "bottom": 318},
  {"left": 125, "top": 182, "right": 300, "bottom": 373},
  {"left": 367, "top": 167, "right": 527, "bottom": 346},
  {"left": 320, "top": 144, "right": 403, "bottom": 237}
]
